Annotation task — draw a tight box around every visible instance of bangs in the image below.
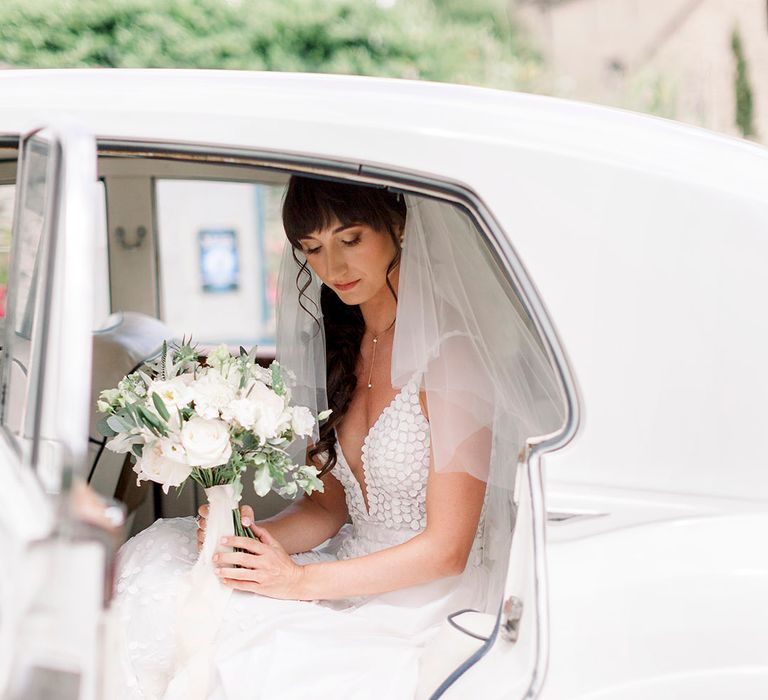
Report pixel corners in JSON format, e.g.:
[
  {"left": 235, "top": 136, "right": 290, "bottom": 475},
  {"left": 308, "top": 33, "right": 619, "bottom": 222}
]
[{"left": 282, "top": 176, "right": 406, "bottom": 248}]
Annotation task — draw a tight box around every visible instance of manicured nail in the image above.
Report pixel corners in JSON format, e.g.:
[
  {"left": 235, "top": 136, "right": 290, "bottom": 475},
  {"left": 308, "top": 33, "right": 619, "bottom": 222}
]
[
  {"left": 213, "top": 554, "right": 219, "bottom": 562},
  {"left": 242, "top": 517, "right": 251, "bottom": 526},
  {"left": 220, "top": 537, "right": 228, "bottom": 544},
  {"left": 215, "top": 567, "right": 221, "bottom": 575}
]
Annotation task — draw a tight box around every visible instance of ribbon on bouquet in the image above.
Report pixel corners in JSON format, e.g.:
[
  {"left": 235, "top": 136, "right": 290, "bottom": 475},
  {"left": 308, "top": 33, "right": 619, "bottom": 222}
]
[{"left": 163, "top": 484, "right": 238, "bottom": 700}]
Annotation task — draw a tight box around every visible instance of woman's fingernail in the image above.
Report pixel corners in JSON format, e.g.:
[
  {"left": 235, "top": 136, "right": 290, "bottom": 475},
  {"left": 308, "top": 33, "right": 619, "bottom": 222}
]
[
  {"left": 213, "top": 554, "right": 219, "bottom": 562},
  {"left": 242, "top": 517, "right": 251, "bottom": 526},
  {"left": 220, "top": 537, "right": 228, "bottom": 544},
  {"left": 215, "top": 567, "right": 221, "bottom": 575}
]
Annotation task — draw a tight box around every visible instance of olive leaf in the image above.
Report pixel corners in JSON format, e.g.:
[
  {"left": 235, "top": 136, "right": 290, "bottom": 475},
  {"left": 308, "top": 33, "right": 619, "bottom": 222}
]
[{"left": 151, "top": 391, "right": 171, "bottom": 421}]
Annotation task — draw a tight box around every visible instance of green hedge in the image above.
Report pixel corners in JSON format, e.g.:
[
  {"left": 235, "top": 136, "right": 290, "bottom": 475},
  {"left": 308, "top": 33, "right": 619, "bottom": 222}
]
[{"left": 0, "top": 0, "right": 539, "bottom": 90}]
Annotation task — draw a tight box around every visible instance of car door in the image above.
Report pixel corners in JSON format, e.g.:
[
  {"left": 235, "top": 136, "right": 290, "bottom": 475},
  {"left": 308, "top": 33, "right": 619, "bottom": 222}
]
[{"left": 0, "top": 123, "right": 105, "bottom": 700}]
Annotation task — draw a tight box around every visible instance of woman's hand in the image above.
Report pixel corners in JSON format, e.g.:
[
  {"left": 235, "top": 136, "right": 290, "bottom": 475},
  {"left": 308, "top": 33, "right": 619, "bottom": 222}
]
[
  {"left": 213, "top": 526, "right": 306, "bottom": 600},
  {"left": 196, "top": 503, "right": 256, "bottom": 551}
]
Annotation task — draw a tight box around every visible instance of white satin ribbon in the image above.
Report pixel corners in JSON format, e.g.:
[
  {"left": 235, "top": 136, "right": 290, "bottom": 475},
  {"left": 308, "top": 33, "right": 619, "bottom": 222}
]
[{"left": 163, "top": 484, "right": 238, "bottom": 700}]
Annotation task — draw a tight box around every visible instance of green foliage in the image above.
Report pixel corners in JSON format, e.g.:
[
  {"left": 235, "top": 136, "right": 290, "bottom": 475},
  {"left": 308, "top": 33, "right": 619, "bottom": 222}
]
[
  {"left": 730, "top": 27, "right": 756, "bottom": 139},
  {"left": 0, "top": 0, "right": 538, "bottom": 90}
]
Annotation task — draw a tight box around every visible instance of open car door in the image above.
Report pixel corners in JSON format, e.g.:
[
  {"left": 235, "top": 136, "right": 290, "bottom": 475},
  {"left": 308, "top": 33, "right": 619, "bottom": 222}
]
[{"left": 0, "top": 123, "right": 105, "bottom": 700}]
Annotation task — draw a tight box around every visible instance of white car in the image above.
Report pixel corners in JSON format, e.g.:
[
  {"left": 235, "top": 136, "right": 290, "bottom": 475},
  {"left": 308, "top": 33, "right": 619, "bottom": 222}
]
[{"left": 0, "top": 69, "right": 766, "bottom": 700}]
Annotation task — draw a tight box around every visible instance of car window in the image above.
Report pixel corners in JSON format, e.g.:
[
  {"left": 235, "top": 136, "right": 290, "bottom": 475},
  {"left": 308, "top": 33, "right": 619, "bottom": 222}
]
[
  {"left": 0, "top": 163, "right": 109, "bottom": 439},
  {"left": 0, "top": 180, "right": 110, "bottom": 336},
  {"left": 155, "top": 179, "right": 286, "bottom": 351},
  {"left": 0, "top": 185, "right": 12, "bottom": 322},
  {"left": 1, "top": 135, "right": 53, "bottom": 437}
]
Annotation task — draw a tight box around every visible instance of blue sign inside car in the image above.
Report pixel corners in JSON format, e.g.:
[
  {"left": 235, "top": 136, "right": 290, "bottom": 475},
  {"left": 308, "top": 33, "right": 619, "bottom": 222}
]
[{"left": 198, "top": 228, "right": 239, "bottom": 293}]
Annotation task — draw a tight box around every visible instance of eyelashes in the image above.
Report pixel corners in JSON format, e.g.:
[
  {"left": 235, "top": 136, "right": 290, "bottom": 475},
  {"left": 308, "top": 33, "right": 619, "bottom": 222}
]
[{"left": 303, "top": 235, "right": 361, "bottom": 256}]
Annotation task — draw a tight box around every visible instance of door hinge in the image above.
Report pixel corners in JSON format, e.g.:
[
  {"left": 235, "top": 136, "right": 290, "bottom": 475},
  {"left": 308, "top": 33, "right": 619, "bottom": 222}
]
[{"left": 501, "top": 596, "right": 523, "bottom": 643}]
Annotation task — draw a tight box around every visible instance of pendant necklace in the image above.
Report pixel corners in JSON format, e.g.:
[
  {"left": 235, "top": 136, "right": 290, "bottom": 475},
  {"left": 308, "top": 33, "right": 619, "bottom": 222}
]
[{"left": 366, "top": 317, "right": 396, "bottom": 389}]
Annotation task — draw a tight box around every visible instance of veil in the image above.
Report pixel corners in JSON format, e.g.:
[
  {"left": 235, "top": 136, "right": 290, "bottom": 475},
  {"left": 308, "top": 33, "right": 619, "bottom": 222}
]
[{"left": 276, "top": 191, "right": 566, "bottom": 615}]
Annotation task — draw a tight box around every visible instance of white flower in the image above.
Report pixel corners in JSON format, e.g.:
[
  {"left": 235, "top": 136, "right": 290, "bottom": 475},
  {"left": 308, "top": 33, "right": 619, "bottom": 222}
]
[
  {"left": 290, "top": 405, "right": 315, "bottom": 437},
  {"left": 148, "top": 378, "right": 194, "bottom": 410},
  {"left": 105, "top": 432, "right": 137, "bottom": 454},
  {"left": 191, "top": 371, "right": 236, "bottom": 419},
  {"left": 251, "top": 364, "right": 273, "bottom": 386},
  {"left": 206, "top": 344, "right": 232, "bottom": 371},
  {"left": 97, "top": 388, "right": 122, "bottom": 413},
  {"left": 159, "top": 437, "right": 188, "bottom": 464},
  {"left": 221, "top": 398, "right": 258, "bottom": 429},
  {"left": 247, "top": 382, "right": 286, "bottom": 442},
  {"left": 180, "top": 416, "right": 232, "bottom": 468},
  {"left": 134, "top": 440, "right": 192, "bottom": 494},
  {"left": 221, "top": 362, "right": 247, "bottom": 390}
]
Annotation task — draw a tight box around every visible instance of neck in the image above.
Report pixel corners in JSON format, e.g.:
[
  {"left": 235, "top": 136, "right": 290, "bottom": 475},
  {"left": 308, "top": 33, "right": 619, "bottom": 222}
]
[{"left": 359, "top": 267, "right": 399, "bottom": 336}]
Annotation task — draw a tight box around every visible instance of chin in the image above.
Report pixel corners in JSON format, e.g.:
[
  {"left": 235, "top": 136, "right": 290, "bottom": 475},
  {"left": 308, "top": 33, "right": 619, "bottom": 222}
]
[
  {"left": 336, "top": 290, "right": 368, "bottom": 306},
  {"left": 332, "top": 284, "right": 373, "bottom": 306}
]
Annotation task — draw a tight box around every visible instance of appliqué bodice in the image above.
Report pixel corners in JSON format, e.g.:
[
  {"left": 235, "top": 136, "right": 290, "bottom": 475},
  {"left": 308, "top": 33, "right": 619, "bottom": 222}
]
[{"left": 330, "top": 376, "right": 431, "bottom": 559}]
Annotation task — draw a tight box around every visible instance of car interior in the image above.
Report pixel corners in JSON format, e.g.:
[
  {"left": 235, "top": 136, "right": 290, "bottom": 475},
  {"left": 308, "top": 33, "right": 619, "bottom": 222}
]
[{"left": 0, "top": 138, "right": 565, "bottom": 693}]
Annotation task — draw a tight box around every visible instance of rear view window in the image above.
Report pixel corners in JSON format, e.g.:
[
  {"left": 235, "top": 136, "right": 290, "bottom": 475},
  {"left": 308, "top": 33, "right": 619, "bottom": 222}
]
[{"left": 155, "top": 179, "right": 287, "bottom": 350}]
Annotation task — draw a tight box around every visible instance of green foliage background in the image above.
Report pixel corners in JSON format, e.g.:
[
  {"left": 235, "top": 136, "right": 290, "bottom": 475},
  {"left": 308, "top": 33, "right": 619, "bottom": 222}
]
[
  {"left": 730, "top": 26, "right": 757, "bottom": 140},
  {"left": 0, "top": 0, "right": 540, "bottom": 90}
]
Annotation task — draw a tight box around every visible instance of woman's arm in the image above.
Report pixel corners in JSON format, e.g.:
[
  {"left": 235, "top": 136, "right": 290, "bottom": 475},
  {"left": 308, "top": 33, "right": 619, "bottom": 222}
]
[
  {"left": 256, "top": 470, "right": 349, "bottom": 555},
  {"left": 297, "top": 458, "right": 486, "bottom": 600},
  {"left": 214, "top": 456, "right": 486, "bottom": 600}
]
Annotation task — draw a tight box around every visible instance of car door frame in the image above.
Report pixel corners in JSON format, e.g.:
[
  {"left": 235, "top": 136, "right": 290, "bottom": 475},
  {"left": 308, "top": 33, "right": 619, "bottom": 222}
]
[
  {"left": 96, "top": 140, "right": 581, "bottom": 699},
  {"left": 0, "top": 122, "right": 101, "bottom": 700}
]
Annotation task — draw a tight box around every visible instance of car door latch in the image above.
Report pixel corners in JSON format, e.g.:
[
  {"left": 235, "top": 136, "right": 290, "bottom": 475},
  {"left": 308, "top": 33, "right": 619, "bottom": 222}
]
[{"left": 501, "top": 596, "right": 523, "bottom": 643}]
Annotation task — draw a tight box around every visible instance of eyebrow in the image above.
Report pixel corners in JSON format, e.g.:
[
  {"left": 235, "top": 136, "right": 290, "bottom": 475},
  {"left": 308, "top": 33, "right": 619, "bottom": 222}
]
[{"left": 299, "top": 223, "right": 358, "bottom": 240}]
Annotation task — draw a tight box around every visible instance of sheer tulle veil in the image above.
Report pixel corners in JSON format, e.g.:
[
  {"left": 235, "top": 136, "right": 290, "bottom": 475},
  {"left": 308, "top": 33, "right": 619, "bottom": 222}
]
[{"left": 276, "top": 191, "right": 566, "bottom": 615}]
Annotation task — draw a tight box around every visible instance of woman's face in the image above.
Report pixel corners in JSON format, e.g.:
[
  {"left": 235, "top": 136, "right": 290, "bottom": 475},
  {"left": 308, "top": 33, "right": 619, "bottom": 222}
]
[{"left": 298, "top": 218, "right": 399, "bottom": 305}]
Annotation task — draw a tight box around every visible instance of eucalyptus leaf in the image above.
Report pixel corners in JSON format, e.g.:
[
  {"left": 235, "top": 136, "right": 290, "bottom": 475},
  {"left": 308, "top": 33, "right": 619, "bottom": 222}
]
[
  {"left": 96, "top": 416, "right": 116, "bottom": 438},
  {"left": 136, "top": 404, "right": 167, "bottom": 436},
  {"left": 106, "top": 414, "right": 133, "bottom": 434},
  {"left": 152, "top": 392, "right": 171, "bottom": 421}
]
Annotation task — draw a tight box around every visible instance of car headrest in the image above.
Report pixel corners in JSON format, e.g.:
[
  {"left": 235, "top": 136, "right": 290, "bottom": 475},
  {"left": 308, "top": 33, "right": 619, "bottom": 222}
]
[{"left": 89, "top": 311, "right": 176, "bottom": 441}]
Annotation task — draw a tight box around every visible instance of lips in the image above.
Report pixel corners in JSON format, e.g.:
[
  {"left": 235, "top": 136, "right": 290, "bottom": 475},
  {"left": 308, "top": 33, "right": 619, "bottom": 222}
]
[{"left": 334, "top": 280, "right": 360, "bottom": 291}]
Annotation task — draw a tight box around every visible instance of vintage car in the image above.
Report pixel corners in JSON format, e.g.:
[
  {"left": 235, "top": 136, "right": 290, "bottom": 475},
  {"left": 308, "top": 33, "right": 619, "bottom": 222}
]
[{"left": 0, "top": 69, "right": 766, "bottom": 700}]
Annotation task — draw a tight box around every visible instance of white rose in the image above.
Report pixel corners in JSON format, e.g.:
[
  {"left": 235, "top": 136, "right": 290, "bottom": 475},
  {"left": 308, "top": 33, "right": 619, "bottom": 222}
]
[
  {"left": 290, "top": 405, "right": 316, "bottom": 438},
  {"left": 221, "top": 398, "right": 258, "bottom": 429},
  {"left": 148, "top": 377, "right": 194, "bottom": 410},
  {"left": 180, "top": 416, "right": 232, "bottom": 468},
  {"left": 247, "top": 382, "right": 286, "bottom": 442},
  {"left": 192, "top": 371, "right": 236, "bottom": 419},
  {"left": 134, "top": 440, "right": 192, "bottom": 494}
]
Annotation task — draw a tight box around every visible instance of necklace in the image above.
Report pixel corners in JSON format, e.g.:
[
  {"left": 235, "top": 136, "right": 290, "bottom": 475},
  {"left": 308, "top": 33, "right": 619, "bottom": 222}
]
[{"left": 365, "top": 317, "right": 396, "bottom": 389}]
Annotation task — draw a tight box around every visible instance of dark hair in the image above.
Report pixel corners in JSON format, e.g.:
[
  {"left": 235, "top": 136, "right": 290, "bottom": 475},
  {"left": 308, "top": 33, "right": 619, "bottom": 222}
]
[{"left": 282, "top": 175, "right": 406, "bottom": 475}]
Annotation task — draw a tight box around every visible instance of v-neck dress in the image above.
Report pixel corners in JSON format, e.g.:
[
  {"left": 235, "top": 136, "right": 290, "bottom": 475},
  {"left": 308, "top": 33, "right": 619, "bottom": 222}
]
[{"left": 111, "top": 373, "right": 488, "bottom": 700}]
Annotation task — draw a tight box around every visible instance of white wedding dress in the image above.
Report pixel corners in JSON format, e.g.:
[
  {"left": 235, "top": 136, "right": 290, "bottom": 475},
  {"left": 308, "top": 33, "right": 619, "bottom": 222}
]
[{"left": 112, "top": 375, "right": 488, "bottom": 700}]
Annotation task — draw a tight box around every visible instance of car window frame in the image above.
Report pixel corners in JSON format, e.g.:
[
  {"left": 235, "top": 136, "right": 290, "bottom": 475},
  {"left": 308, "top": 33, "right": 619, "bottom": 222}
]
[
  {"left": 95, "top": 141, "right": 579, "bottom": 694},
  {"left": 0, "top": 128, "right": 63, "bottom": 464}
]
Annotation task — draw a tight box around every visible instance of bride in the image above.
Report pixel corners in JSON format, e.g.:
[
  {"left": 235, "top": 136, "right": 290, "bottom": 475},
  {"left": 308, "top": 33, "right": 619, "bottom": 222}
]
[{"left": 112, "top": 176, "right": 564, "bottom": 699}]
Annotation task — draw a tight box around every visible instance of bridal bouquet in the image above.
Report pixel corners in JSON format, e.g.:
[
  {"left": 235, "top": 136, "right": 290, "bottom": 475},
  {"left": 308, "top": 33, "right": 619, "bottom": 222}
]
[{"left": 96, "top": 340, "right": 327, "bottom": 539}]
